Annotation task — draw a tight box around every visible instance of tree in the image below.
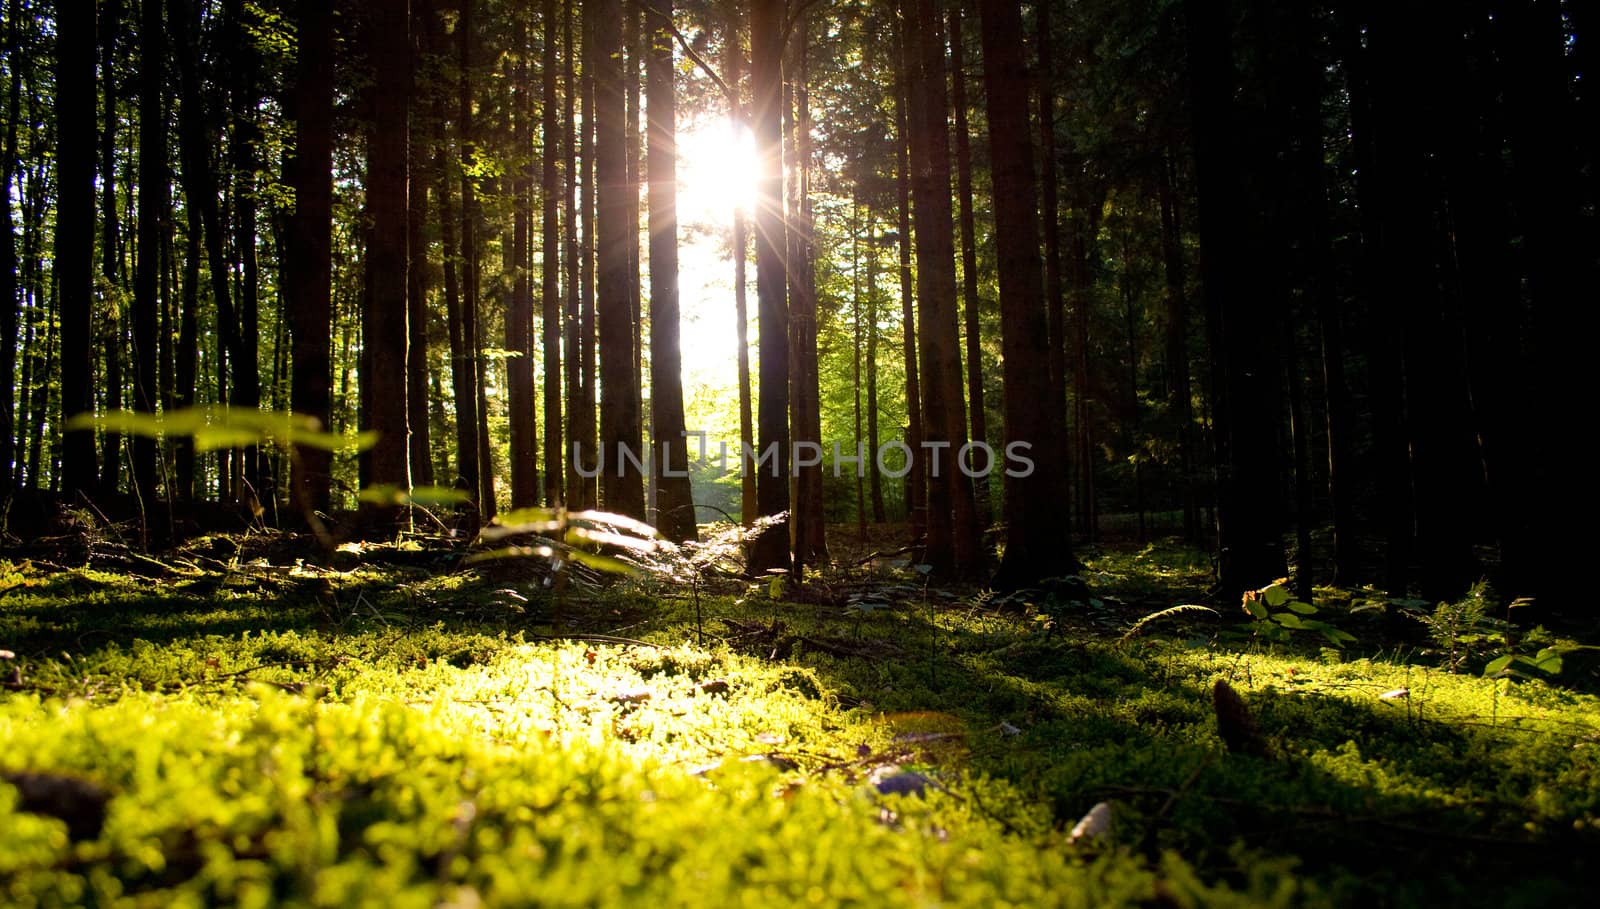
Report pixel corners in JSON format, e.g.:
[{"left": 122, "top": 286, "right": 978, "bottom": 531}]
[
  {"left": 595, "top": 0, "right": 644, "bottom": 519},
  {"left": 132, "top": 0, "right": 165, "bottom": 512},
  {"left": 56, "top": 0, "right": 97, "bottom": 499},
  {"left": 646, "top": 0, "right": 696, "bottom": 542},
  {"left": 905, "top": 0, "right": 979, "bottom": 577},
  {"left": 978, "top": 0, "right": 1072, "bottom": 587},
  {"left": 508, "top": 13, "right": 537, "bottom": 509},
  {"left": 364, "top": 0, "right": 412, "bottom": 504},
  {"left": 747, "top": 0, "right": 790, "bottom": 573},
  {"left": 288, "top": 0, "right": 335, "bottom": 517},
  {"left": 542, "top": 0, "right": 564, "bottom": 507},
  {"left": 948, "top": 5, "right": 989, "bottom": 524}
]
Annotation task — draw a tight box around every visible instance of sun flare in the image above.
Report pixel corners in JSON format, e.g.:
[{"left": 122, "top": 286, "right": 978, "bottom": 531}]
[{"left": 675, "top": 116, "right": 760, "bottom": 228}]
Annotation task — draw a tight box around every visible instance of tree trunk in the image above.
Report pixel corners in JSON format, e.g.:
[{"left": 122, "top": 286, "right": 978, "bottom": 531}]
[
  {"left": 949, "top": 5, "right": 989, "bottom": 525},
  {"left": 906, "top": 0, "right": 979, "bottom": 577},
  {"left": 1036, "top": 0, "right": 1068, "bottom": 507},
  {"left": 788, "top": 15, "right": 826, "bottom": 570},
  {"left": 508, "top": 14, "right": 537, "bottom": 509},
  {"left": 596, "top": 0, "right": 644, "bottom": 518},
  {"left": 646, "top": 0, "right": 696, "bottom": 541},
  {"left": 364, "top": 0, "right": 413, "bottom": 507},
  {"left": 56, "top": 0, "right": 97, "bottom": 499},
  {"left": 99, "top": 0, "right": 123, "bottom": 498},
  {"left": 407, "top": 0, "right": 434, "bottom": 489},
  {"left": 979, "top": 0, "right": 1074, "bottom": 588},
  {"left": 0, "top": 0, "right": 19, "bottom": 489},
  {"left": 893, "top": 11, "right": 924, "bottom": 539},
  {"left": 542, "top": 0, "right": 564, "bottom": 507},
  {"left": 563, "top": 0, "right": 583, "bottom": 506},
  {"left": 747, "top": 0, "right": 790, "bottom": 573},
  {"left": 1158, "top": 152, "right": 1198, "bottom": 543},
  {"left": 1184, "top": 0, "right": 1285, "bottom": 598},
  {"left": 226, "top": 0, "right": 264, "bottom": 510},
  {"left": 132, "top": 0, "right": 164, "bottom": 513},
  {"left": 865, "top": 209, "right": 886, "bottom": 523},
  {"left": 725, "top": 4, "right": 756, "bottom": 525}
]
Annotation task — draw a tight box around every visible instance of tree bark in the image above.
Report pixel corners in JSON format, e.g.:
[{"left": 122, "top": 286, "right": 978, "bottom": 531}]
[
  {"left": 949, "top": 5, "right": 989, "bottom": 524},
  {"left": 57, "top": 0, "right": 97, "bottom": 499},
  {"left": 132, "top": 0, "right": 164, "bottom": 512},
  {"left": 596, "top": 0, "right": 645, "bottom": 518},
  {"left": 747, "top": 0, "right": 790, "bottom": 572},
  {"left": 542, "top": 0, "right": 564, "bottom": 507},
  {"left": 508, "top": 14, "right": 538, "bottom": 509},
  {"left": 906, "top": 0, "right": 980, "bottom": 577},
  {"left": 646, "top": 0, "right": 697, "bottom": 541},
  {"left": 979, "top": 0, "right": 1074, "bottom": 588},
  {"left": 364, "top": 0, "right": 413, "bottom": 506}
]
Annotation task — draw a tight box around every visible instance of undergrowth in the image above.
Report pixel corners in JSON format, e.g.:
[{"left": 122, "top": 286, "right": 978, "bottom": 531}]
[{"left": 1, "top": 540, "right": 1596, "bottom": 907}]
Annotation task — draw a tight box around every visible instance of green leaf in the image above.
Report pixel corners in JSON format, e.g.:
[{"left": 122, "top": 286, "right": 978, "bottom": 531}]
[
  {"left": 566, "top": 549, "right": 639, "bottom": 576},
  {"left": 1271, "top": 613, "right": 1305, "bottom": 629},
  {"left": 1243, "top": 597, "right": 1269, "bottom": 620},
  {"left": 1483, "top": 654, "right": 1515, "bottom": 677},
  {"left": 1263, "top": 585, "right": 1290, "bottom": 608},
  {"left": 1285, "top": 601, "right": 1318, "bottom": 615}
]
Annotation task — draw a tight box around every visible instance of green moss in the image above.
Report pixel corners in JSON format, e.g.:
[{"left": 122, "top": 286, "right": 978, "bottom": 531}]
[{"left": 2, "top": 547, "right": 1596, "bottom": 906}]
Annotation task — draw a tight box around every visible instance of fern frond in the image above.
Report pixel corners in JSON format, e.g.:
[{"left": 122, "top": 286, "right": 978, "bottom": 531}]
[{"left": 1119, "top": 604, "right": 1220, "bottom": 643}]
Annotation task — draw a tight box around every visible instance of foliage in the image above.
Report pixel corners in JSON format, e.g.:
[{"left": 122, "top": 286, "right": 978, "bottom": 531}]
[{"left": 1237, "top": 580, "right": 1356, "bottom": 650}]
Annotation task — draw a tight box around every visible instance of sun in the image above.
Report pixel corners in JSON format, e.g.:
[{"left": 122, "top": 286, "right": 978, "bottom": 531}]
[{"left": 675, "top": 115, "right": 759, "bottom": 228}]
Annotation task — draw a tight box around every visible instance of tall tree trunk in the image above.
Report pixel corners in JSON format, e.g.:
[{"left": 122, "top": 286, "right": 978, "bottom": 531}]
[
  {"left": 725, "top": 4, "right": 756, "bottom": 525},
  {"left": 578, "top": 1, "right": 599, "bottom": 511},
  {"left": 508, "top": 14, "right": 537, "bottom": 509},
  {"left": 893, "top": 11, "right": 924, "bottom": 538},
  {"left": 0, "top": 0, "right": 19, "bottom": 489},
  {"left": 646, "top": 0, "right": 696, "bottom": 541},
  {"left": 365, "top": 0, "right": 412, "bottom": 508},
  {"left": 461, "top": 0, "right": 494, "bottom": 516},
  {"left": 788, "top": 15, "right": 825, "bottom": 569},
  {"left": 865, "top": 209, "right": 886, "bottom": 523},
  {"left": 1184, "top": 0, "right": 1285, "bottom": 597},
  {"left": 979, "top": 0, "right": 1074, "bottom": 588},
  {"left": 407, "top": 0, "right": 434, "bottom": 489},
  {"left": 747, "top": 0, "right": 789, "bottom": 572},
  {"left": 132, "top": 0, "right": 164, "bottom": 514},
  {"left": 906, "top": 0, "right": 979, "bottom": 577},
  {"left": 227, "top": 0, "right": 264, "bottom": 509},
  {"left": 563, "top": 0, "right": 584, "bottom": 506},
  {"left": 1158, "top": 152, "right": 1198, "bottom": 543},
  {"left": 1035, "top": 0, "right": 1068, "bottom": 512},
  {"left": 596, "top": 0, "right": 644, "bottom": 518},
  {"left": 949, "top": 5, "right": 989, "bottom": 524},
  {"left": 542, "top": 0, "right": 564, "bottom": 507},
  {"left": 99, "top": 0, "right": 123, "bottom": 497},
  {"left": 625, "top": 0, "right": 643, "bottom": 457},
  {"left": 851, "top": 201, "right": 865, "bottom": 539},
  {"left": 56, "top": 0, "right": 97, "bottom": 499}
]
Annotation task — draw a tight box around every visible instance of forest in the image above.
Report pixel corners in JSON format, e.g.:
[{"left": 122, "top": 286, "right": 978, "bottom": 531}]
[{"left": 1, "top": 0, "right": 1595, "bottom": 905}]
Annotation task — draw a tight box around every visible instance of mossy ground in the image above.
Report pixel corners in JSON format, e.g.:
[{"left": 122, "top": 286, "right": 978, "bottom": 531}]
[{"left": 2, "top": 533, "right": 1597, "bottom": 907}]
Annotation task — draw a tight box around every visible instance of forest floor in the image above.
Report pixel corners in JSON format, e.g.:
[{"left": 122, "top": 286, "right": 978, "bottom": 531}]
[{"left": 2, "top": 524, "right": 1598, "bottom": 907}]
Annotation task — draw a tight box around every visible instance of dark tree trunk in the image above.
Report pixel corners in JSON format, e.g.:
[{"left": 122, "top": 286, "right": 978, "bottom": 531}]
[
  {"left": 865, "top": 209, "right": 886, "bottom": 523},
  {"left": 1158, "top": 153, "right": 1198, "bottom": 543},
  {"left": 646, "top": 0, "right": 696, "bottom": 541},
  {"left": 1035, "top": 0, "right": 1068, "bottom": 503},
  {"left": 508, "top": 14, "right": 537, "bottom": 509},
  {"left": 132, "top": 0, "right": 164, "bottom": 512},
  {"left": 578, "top": 1, "right": 599, "bottom": 511},
  {"left": 596, "top": 0, "right": 644, "bottom": 518},
  {"left": 725, "top": 4, "right": 756, "bottom": 525},
  {"left": 225, "top": 0, "right": 264, "bottom": 509},
  {"left": 949, "top": 6, "right": 989, "bottom": 524},
  {"left": 56, "top": 0, "right": 97, "bottom": 499},
  {"left": 542, "top": 0, "right": 564, "bottom": 507},
  {"left": 563, "top": 0, "right": 583, "bottom": 506},
  {"left": 0, "top": 0, "right": 19, "bottom": 489},
  {"left": 1185, "top": 0, "right": 1285, "bottom": 598},
  {"left": 893, "top": 11, "right": 924, "bottom": 539},
  {"left": 99, "top": 0, "right": 123, "bottom": 498},
  {"left": 407, "top": 0, "right": 434, "bottom": 489},
  {"left": 979, "top": 0, "right": 1074, "bottom": 588},
  {"left": 788, "top": 16, "right": 825, "bottom": 569},
  {"left": 906, "top": 0, "right": 980, "bottom": 577},
  {"left": 747, "top": 0, "right": 790, "bottom": 572},
  {"left": 364, "top": 0, "right": 413, "bottom": 503}
]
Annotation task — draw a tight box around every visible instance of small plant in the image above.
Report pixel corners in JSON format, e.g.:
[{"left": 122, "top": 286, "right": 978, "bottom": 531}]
[{"left": 1239, "top": 580, "right": 1356, "bottom": 649}]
